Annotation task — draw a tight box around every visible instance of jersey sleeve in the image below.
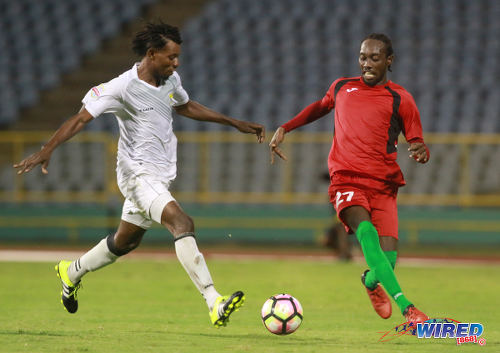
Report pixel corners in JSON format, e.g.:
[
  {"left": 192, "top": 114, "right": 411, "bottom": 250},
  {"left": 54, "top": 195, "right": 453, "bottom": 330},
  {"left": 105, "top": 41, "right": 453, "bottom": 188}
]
[
  {"left": 82, "top": 77, "right": 124, "bottom": 118},
  {"left": 280, "top": 80, "right": 336, "bottom": 132},
  {"left": 321, "top": 79, "right": 339, "bottom": 110},
  {"left": 170, "top": 72, "right": 189, "bottom": 106},
  {"left": 399, "top": 92, "right": 424, "bottom": 142}
]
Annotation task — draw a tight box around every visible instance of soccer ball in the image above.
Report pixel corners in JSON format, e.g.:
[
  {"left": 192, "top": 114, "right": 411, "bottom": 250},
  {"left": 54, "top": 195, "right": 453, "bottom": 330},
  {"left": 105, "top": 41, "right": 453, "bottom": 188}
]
[{"left": 261, "top": 294, "right": 303, "bottom": 335}]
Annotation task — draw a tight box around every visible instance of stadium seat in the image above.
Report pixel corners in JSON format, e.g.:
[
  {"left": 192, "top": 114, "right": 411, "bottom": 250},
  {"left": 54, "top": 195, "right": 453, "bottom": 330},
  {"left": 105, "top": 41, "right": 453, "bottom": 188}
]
[
  {"left": 2, "top": 0, "right": 498, "bottom": 199},
  {"left": 0, "top": 0, "right": 157, "bottom": 123}
]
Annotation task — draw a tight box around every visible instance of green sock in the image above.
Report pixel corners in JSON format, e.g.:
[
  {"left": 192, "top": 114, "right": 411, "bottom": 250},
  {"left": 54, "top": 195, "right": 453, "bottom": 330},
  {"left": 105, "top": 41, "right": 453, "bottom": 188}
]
[
  {"left": 356, "top": 221, "right": 412, "bottom": 314},
  {"left": 364, "top": 250, "right": 397, "bottom": 289}
]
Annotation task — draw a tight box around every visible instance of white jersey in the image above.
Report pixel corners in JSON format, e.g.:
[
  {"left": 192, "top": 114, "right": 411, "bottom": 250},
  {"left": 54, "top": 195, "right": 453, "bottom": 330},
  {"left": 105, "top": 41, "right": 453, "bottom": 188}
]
[{"left": 82, "top": 63, "right": 189, "bottom": 183}]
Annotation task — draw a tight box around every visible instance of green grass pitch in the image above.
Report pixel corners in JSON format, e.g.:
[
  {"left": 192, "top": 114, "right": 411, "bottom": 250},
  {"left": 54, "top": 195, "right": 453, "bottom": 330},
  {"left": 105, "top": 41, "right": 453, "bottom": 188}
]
[{"left": 0, "top": 257, "right": 499, "bottom": 352}]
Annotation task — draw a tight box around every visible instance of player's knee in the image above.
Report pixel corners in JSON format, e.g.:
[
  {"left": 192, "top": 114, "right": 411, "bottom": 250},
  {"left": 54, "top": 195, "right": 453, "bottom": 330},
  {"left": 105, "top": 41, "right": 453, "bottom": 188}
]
[
  {"left": 167, "top": 213, "right": 193, "bottom": 235},
  {"left": 340, "top": 206, "right": 371, "bottom": 233},
  {"left": 160, "top": 201, "right": 194, "bottom": 235},
  {"left": 175, "top": 213, "right": 194, "bottom": 234}
]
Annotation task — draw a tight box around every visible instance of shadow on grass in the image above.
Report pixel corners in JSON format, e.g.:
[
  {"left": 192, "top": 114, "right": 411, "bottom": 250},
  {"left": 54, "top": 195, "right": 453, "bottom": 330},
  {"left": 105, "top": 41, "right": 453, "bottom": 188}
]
[
  {"left": 174, "top": 331, "right": 337, "bottom": 345},
  {"left": 0, "top": 329, "right": 73, "bottom": 337}
]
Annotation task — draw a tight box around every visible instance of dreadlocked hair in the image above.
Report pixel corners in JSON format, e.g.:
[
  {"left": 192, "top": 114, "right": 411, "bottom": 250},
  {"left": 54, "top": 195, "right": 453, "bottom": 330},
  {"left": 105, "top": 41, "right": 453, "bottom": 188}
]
[{"left": 132, "top": 20, "right": 182, "bottom": 57}]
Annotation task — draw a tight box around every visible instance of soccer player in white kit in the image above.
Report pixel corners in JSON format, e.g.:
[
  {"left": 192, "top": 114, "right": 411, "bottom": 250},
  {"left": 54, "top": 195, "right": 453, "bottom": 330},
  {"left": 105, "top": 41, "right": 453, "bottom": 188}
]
[{"left": 14, "top": 21, "right": 265, "bottom": 327}]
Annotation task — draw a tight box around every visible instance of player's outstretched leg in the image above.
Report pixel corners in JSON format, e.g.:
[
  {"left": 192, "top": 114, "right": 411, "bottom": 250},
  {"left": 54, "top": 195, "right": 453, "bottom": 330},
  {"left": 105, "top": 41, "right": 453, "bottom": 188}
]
[
  {"left": 356, "top": 221, "right": 429, "bottom": 322},
  {"left": 361, "top": 270, "right": 392, "bottom": 319},
  {"left": 362, "top": 250, "right": 397, "bottom": 289},
  {"left": 209, "top": 291, "right": 245, "bottom": 327},
  {"left": 54, "top": 236, "right": 120, "bottom": 313},
  {"left": 174, "top": 232, "right": 246, "bottom": 327},
  {"left": 55, "top": 260, "right": 81, "bottom": 313},
  {"left": 361, "top": 249, "right": 396, "bottom": 319}
]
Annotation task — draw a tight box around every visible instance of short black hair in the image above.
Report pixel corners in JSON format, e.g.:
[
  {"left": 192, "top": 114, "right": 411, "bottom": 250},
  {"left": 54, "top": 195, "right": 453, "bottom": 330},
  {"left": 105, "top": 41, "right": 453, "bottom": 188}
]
[
  {"left": 132, "top": 20, "right": 182, "bottom": 57},
  {"left": 363, "top": 33, "right": 394, "bottom": 71}
]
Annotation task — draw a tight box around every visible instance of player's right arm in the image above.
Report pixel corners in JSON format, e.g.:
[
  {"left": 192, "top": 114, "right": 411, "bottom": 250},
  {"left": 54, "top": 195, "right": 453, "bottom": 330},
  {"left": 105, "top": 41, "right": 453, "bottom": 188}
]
[
  {"left": 270, "top": 79, "right": 339, "bottom": 164},
  {"left": 13, "top": 106, "right": 93, "bottom": 175},
  {"left": 269, "top": 98, "right": 332, "bottom": 164}
]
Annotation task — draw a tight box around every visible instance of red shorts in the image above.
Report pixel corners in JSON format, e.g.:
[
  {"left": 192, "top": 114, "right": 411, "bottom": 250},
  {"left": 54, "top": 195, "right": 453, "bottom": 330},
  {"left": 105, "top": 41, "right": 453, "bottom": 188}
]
[{"left": 328, "top": 172, "right": 399, "bottom": 239}]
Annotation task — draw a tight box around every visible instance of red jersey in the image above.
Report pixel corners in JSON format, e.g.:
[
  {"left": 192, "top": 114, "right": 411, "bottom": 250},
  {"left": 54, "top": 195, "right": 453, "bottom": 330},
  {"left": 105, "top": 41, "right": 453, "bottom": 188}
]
[{"left": 282, "top": 76, "right": 426, "bottom": 186}]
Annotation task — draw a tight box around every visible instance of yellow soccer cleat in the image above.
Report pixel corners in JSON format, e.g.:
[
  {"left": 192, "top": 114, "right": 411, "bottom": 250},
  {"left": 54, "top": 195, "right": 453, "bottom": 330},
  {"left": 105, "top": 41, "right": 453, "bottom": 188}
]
[
  {"left": 210, "top": 291, "right": 245, "bottom": 327},
  {"left": 55, "top": 260, "right": 81, "bottom": 314}
]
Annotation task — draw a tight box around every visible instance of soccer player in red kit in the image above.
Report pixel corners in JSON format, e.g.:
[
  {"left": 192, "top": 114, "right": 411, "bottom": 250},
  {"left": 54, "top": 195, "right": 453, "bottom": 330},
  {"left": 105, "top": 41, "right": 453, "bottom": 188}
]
[{"left": 269, "top": 33, "right": 429, "bottom": 324}]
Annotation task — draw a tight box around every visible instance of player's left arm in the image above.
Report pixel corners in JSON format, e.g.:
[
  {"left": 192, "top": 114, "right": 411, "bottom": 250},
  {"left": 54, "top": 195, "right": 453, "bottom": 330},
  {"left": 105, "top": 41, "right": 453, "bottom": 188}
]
[
  {"left": 399, "top": 93, "right": 430, "bottom": 164},
  {"left": 174, "top": 100, "right": 265, "bottom": 143}
]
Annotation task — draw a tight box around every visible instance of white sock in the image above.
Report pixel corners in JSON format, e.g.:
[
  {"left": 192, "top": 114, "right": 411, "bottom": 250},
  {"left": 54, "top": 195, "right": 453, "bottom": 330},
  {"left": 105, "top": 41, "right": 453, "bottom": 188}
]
[
  {"left": 174, "top": 233, "right": 221, "bottom": 310},
  {"left": 67, "top": 238, "right": 119, "bottom": 284}
]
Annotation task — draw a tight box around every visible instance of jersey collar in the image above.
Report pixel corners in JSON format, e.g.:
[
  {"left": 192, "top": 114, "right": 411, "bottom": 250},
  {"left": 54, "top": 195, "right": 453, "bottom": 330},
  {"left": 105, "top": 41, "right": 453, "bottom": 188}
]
[
  {"left": 359, "top": 76, "right": 392, "bottom": 88},
  {"left": 132, "top": 63, "right": 162, "bottom": 91}
]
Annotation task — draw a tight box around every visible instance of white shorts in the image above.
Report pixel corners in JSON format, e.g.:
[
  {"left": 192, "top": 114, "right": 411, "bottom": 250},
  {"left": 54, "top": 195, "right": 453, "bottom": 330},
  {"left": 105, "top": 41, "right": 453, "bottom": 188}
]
[{"left": 118, "top": 174, "right": 176, "bottom": 229}]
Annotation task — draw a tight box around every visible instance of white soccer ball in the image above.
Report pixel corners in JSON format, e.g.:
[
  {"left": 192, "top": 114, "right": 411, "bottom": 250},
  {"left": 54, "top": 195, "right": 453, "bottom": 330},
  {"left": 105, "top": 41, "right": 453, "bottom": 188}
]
[{"left": 261, "top": 294, "right": 303, "bottom": 335}]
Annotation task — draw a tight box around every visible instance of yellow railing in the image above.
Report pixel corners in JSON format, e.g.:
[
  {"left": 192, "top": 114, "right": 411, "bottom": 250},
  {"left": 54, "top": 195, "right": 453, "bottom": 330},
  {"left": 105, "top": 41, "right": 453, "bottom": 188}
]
[
  {"left": 0, "top": 131, "right": 499, "bottom": 206},
  {"left": 0, "top": 131, "right": 118, "bottom": 203}
]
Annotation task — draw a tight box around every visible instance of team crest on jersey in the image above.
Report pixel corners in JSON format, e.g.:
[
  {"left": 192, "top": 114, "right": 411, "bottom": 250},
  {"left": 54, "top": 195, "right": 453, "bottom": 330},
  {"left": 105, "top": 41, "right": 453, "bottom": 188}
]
[
  {"left": 90, "top": 84, "right": 106, "bottom": 98},
  {"left": 168, "top": 93, "right": 181, "bottom": 106}
]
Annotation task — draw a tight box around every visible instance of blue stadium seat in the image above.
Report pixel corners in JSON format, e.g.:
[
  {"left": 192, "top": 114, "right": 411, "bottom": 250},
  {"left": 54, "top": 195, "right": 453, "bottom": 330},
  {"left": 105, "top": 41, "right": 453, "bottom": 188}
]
[
  {"left": 184, "top": 0, "right": 500, "bottom": 134},
  {"left": 1, "top": 0, "right": 498, "bottom": 199},
  {"left": 0, "top": 0, "right": 158, "bottom": 124}
]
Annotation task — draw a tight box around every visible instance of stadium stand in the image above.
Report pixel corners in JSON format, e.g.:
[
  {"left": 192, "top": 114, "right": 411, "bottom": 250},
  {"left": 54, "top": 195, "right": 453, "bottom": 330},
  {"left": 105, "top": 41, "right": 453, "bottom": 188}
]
[
  {"left": 1, "top": 0, "right": 499, "bottom": 202},
  {"left": 0, "top": 0, "right": 156, "bottom": 126},
  {"left": 176, "top": 0, "right": 499, "bottom": 134},
  {"left": 174, "top": 0, "right": 499, "bottom": 197}
]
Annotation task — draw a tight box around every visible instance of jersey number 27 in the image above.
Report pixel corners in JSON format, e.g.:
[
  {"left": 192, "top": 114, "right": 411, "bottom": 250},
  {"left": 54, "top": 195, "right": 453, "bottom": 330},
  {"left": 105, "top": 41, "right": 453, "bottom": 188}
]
[{"left": 335, "top": 191, "right": 354, "bottom": 208}]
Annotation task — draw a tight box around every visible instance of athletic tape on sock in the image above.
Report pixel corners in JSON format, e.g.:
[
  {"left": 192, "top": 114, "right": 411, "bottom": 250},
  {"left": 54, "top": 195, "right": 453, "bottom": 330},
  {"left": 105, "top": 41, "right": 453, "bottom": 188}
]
[{"left": 174, "top": 232, "right": 196, "bottom": 242}]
